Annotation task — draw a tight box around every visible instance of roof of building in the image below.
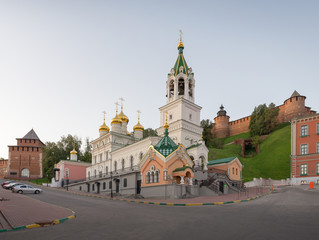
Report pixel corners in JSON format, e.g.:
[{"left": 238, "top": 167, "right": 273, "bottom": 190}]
[
  {"left": 186, "top": 143, "right": 201, "bottom": 150},
  {"left": 290, "top": 90, "right": 301, "bottom": 98},
  {"left": 207, "top": 156, "right": 237, "bottom": 166},
  {"left": 173, "top": 42, "right": 189, "bottom": 76},
  {"left": 173, "top": 165, "right": 193, "bottom": 172},
  {"left": 22, "top": 129, "right": 40, "bottom": 140},
  {"left": 154, "top": 129, "right": 178, "bottom": 157}
]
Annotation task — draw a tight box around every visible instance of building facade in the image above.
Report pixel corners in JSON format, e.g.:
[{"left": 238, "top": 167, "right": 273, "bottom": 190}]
[
  {"left": 291, "top": 114, "right": 319, "bottom": 184},
  {"left": 212, "top": 91, "right": 317, "bottom": 138},
  {"left": 0, "top": 159, "right": 8, "bottom": 178},
  {"left": 69, "top": 40, "right": 210, "bottom": 198},
  {"left": 7, "top": 129, "right": 45, "bottom": 179}
]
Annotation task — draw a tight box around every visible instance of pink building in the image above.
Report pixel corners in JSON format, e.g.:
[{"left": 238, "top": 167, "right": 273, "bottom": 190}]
[{"left": 51, "top": 148, "right": 91, "bottom": 187}]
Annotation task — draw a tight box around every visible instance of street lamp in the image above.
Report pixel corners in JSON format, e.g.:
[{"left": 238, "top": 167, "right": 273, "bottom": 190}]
[{"left": 110, "top": 171, "right": 113, "bottom": 198}]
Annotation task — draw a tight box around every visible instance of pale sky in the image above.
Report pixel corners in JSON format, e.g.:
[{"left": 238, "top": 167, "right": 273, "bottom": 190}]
[{"left": 1, "top": 0, "right": 318, "bottom": 158}]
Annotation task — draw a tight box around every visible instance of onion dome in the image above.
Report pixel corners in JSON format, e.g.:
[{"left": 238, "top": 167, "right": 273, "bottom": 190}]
[
  {"left": 99, "top": 121, "right": 110, "bottom": 132},
  {"left": 126, "top": 131, "right": 131, "bottom": 136},
  {"left": 111, "top": 107, "right": 122, "bottom": 125},
  {"left": 70, "top": 147, "right": 77, "bottom": 155},
  {"left": 118, "top": 107, "right": 129, "bottom": 123},
  {"left": 133, "top": 121, "right": 144, "bottom": 131}
]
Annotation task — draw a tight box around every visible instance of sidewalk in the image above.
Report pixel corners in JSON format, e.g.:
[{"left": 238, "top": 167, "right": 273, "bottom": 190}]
[
  {"left": 58, "top": 186, "right": 271, "bottom": 206},
  {"left": 0, "top": 186, "right": 75, "bottom": 232}
]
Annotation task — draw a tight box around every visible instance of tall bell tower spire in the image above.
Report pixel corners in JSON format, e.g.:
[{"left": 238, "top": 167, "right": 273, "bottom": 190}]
[{"left": 157, "top": 33, "right": 202, "bottom": 148}]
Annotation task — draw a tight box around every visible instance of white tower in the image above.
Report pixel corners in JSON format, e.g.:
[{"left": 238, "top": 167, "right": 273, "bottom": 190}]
[{"left": 157, "top": 36, "right": 203, "bottom": 148}]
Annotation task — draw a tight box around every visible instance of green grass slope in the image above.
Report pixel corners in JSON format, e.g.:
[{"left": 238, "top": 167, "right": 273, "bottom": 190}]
[{"left": 208, "top": 124, "right": 291, "bottom": 182}]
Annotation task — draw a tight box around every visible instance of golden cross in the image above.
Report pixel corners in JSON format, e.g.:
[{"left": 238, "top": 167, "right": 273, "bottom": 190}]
[
  {"left": 119, "top": 97, "right": 125, "bottom": 110},
  {"left": 179, "top": 29, "right": 183, "bottom": 43},
  {"left": 115, "top": 102, "right": 120, "bottom": 113},
  {"left": 137, "top": 110, "right": 141, "bottom": 121},
  {"left": 102, "top": 110, "right": 106, "bottom": 121}
]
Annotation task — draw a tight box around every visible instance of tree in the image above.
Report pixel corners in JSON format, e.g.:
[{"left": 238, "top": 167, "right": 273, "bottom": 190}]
[
  {"left": 82, "top": 137, "right": 92, "bottom": 163},
  {"left": 143, "top": 128, "right": 158, "bottom": 138},
  {"left": 200, "top": 119, "right": 213, "bottom": 147},
  {"left": 249, "top": 103, "right": 279, "bottom": 136},
  {"left": 42, "top": 135, "right": 86, "bottom": 179}
]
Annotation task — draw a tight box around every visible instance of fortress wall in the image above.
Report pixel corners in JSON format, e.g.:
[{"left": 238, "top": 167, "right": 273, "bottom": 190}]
[{"left": 229, "top": 116, "right": 251, "bottom": 136}]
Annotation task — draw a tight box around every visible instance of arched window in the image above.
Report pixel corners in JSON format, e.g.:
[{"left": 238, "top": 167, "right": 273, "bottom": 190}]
[
  {"left": 169, "top": 80, "right": 174, "bottom": 98},
  {"left": 123, "top": 178, "right": 127, "bottom": 187},
  {"left": 178, "top": 78, "right": 185, "bottom": 95},
  {"left": 236, "top": 168, "right": 238, "bottom": 175},
  {"left": 189, "top": 80, "right": 193, "bottom": 97},
  {"left": 130, "top": 156, "right": 134, "bottom": 169},
  {"left": 155, "top": 171, "right": 159, "bottom": 183},
  {"left": 151, "top": 172, "right": 155, "bottom": 183},
  {"left": 114, "top": 161, "right": 117, "bottom": 172},
  {"left": 122, "top": 159, "right": 125, "bottom": 171},
  {"left": 21, "top": 168, "right": 29, "bottom": 178},
  {"left": 146, "top": 172, "right": 150, "bottom": 184},
  {"left": 232, "top": 168, "right": 234, "bottom": 174}
]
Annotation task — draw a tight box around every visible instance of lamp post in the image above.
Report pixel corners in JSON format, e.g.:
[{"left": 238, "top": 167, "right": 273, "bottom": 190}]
[{"left": 110, "top": 171, "right": 113, "bottom": 198}]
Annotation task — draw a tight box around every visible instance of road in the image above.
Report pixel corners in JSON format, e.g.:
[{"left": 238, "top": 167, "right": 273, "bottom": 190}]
[{"left": 1, "top": 185, "right": 319, "bottom": 240}]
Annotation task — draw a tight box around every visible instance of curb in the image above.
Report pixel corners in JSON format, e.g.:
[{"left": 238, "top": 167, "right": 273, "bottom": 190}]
[
  {"left": 0, "top": 210, "right": 76, "bottom": 233},
  {"left": 65, "top": 188, "right": 272, "bottom": 207}
]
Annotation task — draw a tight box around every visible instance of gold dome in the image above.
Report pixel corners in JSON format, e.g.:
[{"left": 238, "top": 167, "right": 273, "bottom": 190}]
[
  {"left": 133, "top": 121, "right": 144, "bottom": 131},
  {"left": 99, "top": 121, "right": 110, "bottom": 132},
  {"left": 118, "top": 108, "right": 129, "bottom": 123},
  {"left": 111, "top": 113, "right": 122, "bottom": 125},
  {"left": 164, "top": 112, "right": 169, "bottom": 129},
  {"left": 126, "top": 131, "right": 131, "bottom": 136},
  {"left": 70, "top": 148, "right": 77, "bottom": 155},
  {"left": 178, "top": 41, "right": 184, "bottom": 49}
]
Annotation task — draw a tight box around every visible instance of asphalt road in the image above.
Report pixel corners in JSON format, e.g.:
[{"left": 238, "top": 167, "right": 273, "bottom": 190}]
[{"left": 2, "top": 184, "right": 319, "bottom": 240}]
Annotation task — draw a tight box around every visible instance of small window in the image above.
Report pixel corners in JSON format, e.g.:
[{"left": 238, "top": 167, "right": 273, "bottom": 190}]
[
  {"left": 103, "top": 182, "right": 106, "bottom": 190},
  {"left": 79, "top": 186, "right": 82, "bottom": 191},
  {"left": 317, "top": 142, "right": 319, "bottom": 153},
  {"left": 122, "top": 159, "right": 125, "bottom": 171},
  {"left": 123, "top": 178, "right": 127, "bottom": 187},
  {"left": 301, "top": 144, "right": 308, "bottom": 155},
  {"left": 236, "top": 168, "right": 238, "bottom": 175},
  {"left": 169, "top": 114, "right": 172, "bottom": 120},
  {"left": 300, "top": 164, "right": 308, "bottom": 176},
  {"left": 301, "top": 125, "right": 308, "bottom": 137},
  {"left": 189, "top": 114, "right": 192, "bottom": 120}
]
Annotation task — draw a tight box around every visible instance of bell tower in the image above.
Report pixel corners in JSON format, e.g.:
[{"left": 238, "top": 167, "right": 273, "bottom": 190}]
[{"left": 157, "top": 35, "right": 202, "bottom": 148}]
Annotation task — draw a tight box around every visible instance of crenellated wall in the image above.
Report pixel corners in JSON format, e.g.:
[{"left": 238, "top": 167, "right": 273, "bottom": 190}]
[{"left": 212, "top": 93, "right": 316, "bottom": 138}]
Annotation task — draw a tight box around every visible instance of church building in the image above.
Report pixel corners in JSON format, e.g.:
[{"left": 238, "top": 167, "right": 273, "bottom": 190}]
[{"left": 69, "top": 39, "right": 209, "bottom": 198}]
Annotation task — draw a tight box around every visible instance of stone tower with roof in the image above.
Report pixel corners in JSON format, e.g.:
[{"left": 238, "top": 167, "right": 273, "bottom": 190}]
[
  {"left": 212, "top": 90, "right": 316, "bottom": 138},
  {"left": 157, "top": 40, "right": 203, "bottom": 149},
  {"left": 7, "top": 129, "right": 45, "bottom": 179}
]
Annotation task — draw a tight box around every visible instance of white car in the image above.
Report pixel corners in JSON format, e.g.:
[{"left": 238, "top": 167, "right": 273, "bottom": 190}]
[{"left": 12, "top": 185, "right": 42, "bottom": 194}]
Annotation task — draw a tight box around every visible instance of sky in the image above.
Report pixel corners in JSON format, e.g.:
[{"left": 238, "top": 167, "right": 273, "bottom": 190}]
[{"left": 0, "top": 0, "right": 318, "bottom": 158}]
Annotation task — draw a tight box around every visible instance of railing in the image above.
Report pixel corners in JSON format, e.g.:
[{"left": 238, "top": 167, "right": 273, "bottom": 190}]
[{"left": 86, "top": 166, "right": 140, "bottom": 181}]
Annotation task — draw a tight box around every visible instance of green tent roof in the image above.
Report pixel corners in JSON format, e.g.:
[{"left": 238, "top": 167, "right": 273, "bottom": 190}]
[
  {"left": 173, "top": 46, "right": 189, "bottom": 76},
  {"left": 207, "top": 157, "right": 237, "bottom": 166},
  {"left": 154, "top": 129, "right": 178, "bottom": 157}
]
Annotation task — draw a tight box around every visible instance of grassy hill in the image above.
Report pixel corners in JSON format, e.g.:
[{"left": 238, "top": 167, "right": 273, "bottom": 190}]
[{"left": 208, "top": 123, "right": 291, "bottom": 182}]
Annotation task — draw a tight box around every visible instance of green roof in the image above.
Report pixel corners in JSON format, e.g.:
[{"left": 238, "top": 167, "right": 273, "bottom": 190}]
[
  {"left": 154, "top": 129, "right": 178, "bottom": 157},
  {"left": 186, "top": 143, "right": 201, "bottom": 150},
  {"left": 207, "top": 157, "right": 237, "bottom": 166},
  {"left": 173, "top": 46, "right": 189, "bottom": 76},
  {"left": 173, "top": 166, "right": 193, "bottom": 172}
]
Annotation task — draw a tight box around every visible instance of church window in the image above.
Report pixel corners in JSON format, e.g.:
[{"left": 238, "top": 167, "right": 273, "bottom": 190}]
[
  {"left": 169, "top": 80, "right": 174, "bottom": 98},
  {"left": 99, "top": 171, "right": 102, "bottom": 178},
  {"left": 178, "top": 79, "right": 185, "bottom": 95},
  {"left": 301, "top": 144, "right": 308, "bottom": 155},
  {"left": 155, "top": 171, "right": 159, "bottom": 183},
  {"left": 105, "top": 166, "right": 108, "bottom": 174},
  {"left": 130, "top": 156, "right": 133, "bottom": 169},
  {"left": 103, "top": 182, "right": 106, "bottom": 190},
  {"left": 189, "top": 114, "right": 192, "bottom": 120},
  {"left": 123, "top": 178, "right": 127, "bottom": 187},
  {"left": 151, "top": 172, "right": 155, "bottom": 183},
  {"left": 300, "top": 164, "right": 308, "bottom": 175},
  {"left": 236, "top": 168, "right": 238, "bottom": 175},
  {"left": 114, "top": 161, "right": 117, "bottom": 172},
  {"left": 79, "top": 186, "right": 82, "bottom": 191},
  {"left": 122, "top": 159, "right": 125, "bottom": 171},
  {"left": 169, "top": 114, "right": 172, "bottom": 120},
  {"left": 189, "top": 81, "right": 193, "bottom": 97},
  {"left": 109, "top": 181, "right": 112, "bottom": 189},
  {"left": 146, "top": 172, "right": 150, "bottom": 184}
]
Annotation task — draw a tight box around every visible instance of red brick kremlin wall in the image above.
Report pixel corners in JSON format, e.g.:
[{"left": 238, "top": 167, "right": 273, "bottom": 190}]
[
  {"left": 212, "top": 93, "right": 316, "bottom": 138},
  {"left": 0, "top": 159, "right": 8, "bottom": 178}
]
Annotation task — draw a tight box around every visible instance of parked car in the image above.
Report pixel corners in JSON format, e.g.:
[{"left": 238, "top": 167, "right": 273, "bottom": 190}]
[
  {"left": 6, "top": 183, "right": 24, "bottom": 190},
  {"left": 3, "top": 182, "right": 20, "bottom": 190},
  {"left": 2, "top": 181, "right": 15, "bottom": 188},
  {"left": 12, "top": 185, "right": 42, "bottom": 194}
]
